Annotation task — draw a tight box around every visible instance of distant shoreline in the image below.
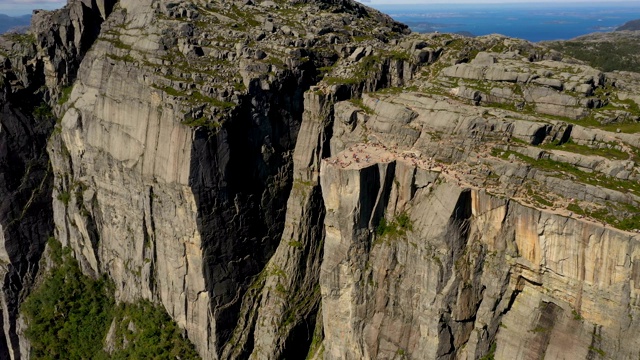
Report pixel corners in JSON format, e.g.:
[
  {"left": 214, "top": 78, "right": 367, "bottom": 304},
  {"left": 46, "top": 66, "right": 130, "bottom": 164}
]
[{"left": 369, "top": 2, "right": 640, "bottom": 42}]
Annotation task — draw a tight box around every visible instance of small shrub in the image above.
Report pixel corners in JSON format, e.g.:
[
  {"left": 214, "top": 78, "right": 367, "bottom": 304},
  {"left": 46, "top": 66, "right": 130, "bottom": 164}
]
[
  {"left": 389, "top": 50, "right": 410, "bottom": 61},
  {"left": 376, "top": 212, "right": 413, "bottom": 239},
  {"left": 33, "top": 103, "right": 54, "bottom": 120},
  {"left": 572, "top": 308, "right": 582, "bottom": 320},
  {"left": 288, "top": 240, "right": 304, "bottom": 248},
  {"left": 58, "top": 85, "right": 74, "bottom": 105},
  {"left": 479, "top": 342, "right": 497, "bottom": 360},
  {"left": 57, "top": 191, "right": 71, "bottom": 206},
  {"left": 589, "top": 346, "right": 606, "bottom": 357},
  {"left": 349, "top": 98, "right": 375, "bottom": 115}
]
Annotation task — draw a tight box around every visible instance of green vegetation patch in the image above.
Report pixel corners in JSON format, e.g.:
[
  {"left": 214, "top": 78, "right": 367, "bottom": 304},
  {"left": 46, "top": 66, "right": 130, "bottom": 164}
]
[
  {"left": 493, "top": 149, "right": 640, "bottom": 197},
  {"left": 376, "top": 211, "right": 413, "bottom": 239},
  {"left": 524, "top": 183, "right": 554, "bottom": 208},
  {"left": 102, "top": 35, "right": 133, "bottom": 51},
  {"left": 374, "top": 85, "right": 418, "bottom": 95},
  {"left": 530, "top": 326, "right": 549, "bottom": 333},
  {"left": 154, "top": 85, "right": 235, "bottom": 110},
  {"left": 57, "top": 190, "right": 71, "bottom": 206},
  {"left": 568, "top": 201, "right": 640, "bottom": 232},
  {"left": 229, "top": 4, "right": 260, "bottom": 27},
  {"left": 106, "top": 53, "right": 136, "bottom": 63},
  {"left": 599, "top": 122, "right": 640, "bottom": 134},
  {"left": 22, "top": 238, "right": 115, "bottom": 360},
  {"left": 540, "top": 139, "right": 629, "bottom": 161},
  {"left": 22, "top": 238, "right": 201, "bottom": 360},
  {"left": 349, "top": 98, "right": 375, "bottom": 115},
  {"left": 182, "top": 116, "right": 222, "bottom": 129},
  {"left": 33, "top": 102, "right": 54, "bottom": 121},
  {"left": 388, "top": 49, "right": 411, "bottom": 62},
  {"left": 4, "top": 32, "right": 35, "bottom": 46},
  {"left": 190, "top": 90, "right": 236, "bottom": 109},
  {"left": 288, "top": 240, "right": 304, "bottom": 248},
  {"left": 479, "top": 342, "right": 497, "bottom": 360},
  {"left": 444, "top": 38, "right": 480, "bottom": 62},
  {"left": 572, "top": 308, "right": 582, "bottom": 320},
  {"left": 548, "top": 38, "right": 640, "bottom": 73},
  {"left": 107, "top": 301, "right": 200, "bottom": 359},
  {"left": 282, "top": 284, "right": 320, "bottom": 330},
  {"left": 588, "top": 346, "right": 606, "bottom": 357},
  {"left": 58, "top": 85, "right": 74, "bottom": 105},
  {"left": 325, "top": 55, "right": 382, "bottom": 85}
]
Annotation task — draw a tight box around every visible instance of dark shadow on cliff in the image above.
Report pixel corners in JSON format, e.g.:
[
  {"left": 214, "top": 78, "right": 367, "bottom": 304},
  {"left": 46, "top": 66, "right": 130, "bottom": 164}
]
[{"left": 189, "top": 61, "right": 320, "bottom": 354}]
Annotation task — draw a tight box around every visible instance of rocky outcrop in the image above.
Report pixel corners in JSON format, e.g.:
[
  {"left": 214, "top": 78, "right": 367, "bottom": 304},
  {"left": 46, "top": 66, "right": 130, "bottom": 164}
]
[
  {"left": 31, "top": 0, "right": 116, "bottom": 98},
  {"left": 441, "top": 50, "right": 608, "bottom": 119},
  {"left": 319, "top": 157, "right": 640, "bottom": 359},
  {"left": 307, "top": 29, "right": 640, "bottom": 355}
]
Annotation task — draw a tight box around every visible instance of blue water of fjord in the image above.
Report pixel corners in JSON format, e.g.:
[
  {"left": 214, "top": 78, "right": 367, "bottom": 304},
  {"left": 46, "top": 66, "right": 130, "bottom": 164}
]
[{"left": 371, "top": 2, "right": 640, "bottom": 42}]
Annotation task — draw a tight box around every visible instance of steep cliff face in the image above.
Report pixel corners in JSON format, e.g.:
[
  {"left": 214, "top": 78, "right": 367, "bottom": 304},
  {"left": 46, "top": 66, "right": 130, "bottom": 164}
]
[
  {"left": 308, "top": 39, "right": 640, "bottom": 355},
  {"left": 0, "top": 1, "right": 115, "bottom": 358},
  {"left": 0, "top": 80, "right": 53, "bottom": 360},
  {"left": 3, "top": 0, "right": 640, "bottom": 359},
  {"left": 320, "top": 161, "right": 640, "bottom": 359},
  {"left": 46, "top": 0, "right": 408, "bottom": 358}
]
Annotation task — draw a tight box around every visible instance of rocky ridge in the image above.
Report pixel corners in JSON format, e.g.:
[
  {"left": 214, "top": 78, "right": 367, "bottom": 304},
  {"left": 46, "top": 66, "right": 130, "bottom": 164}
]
[
  {"left": 545, "top": 30, "right": 640, "bottom": 73},
  {"left": 617, "top": 19, "right": 640, "bottom": 31},
  {"left": 1, "top": 0, "right": 640, "bottom": 359}
]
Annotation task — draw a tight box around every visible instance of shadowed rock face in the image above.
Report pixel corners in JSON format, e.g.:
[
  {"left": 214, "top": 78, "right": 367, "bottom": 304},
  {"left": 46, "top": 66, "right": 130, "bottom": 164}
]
[
  {"left": 0, "top": 90, "right": 54, "bottom": 360},
  {"left": 188, "top": 67, "right": 317, "bottom": 352},
  {"left": 2, "top": 0, "right": 640, "bottom": 359},
  {"left": 0, "top": 1, "right": 116, "bottom": 358}
]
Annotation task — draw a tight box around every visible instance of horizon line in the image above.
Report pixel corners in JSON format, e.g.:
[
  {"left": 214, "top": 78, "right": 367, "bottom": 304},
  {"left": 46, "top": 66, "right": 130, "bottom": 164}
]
[{"left": 365, "top": 1, "right": 639, "bottom": 4}]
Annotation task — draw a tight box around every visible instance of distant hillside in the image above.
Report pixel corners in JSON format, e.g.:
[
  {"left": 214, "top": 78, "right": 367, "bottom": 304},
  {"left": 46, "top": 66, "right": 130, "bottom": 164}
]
[
  {"left": 617, "top": 19, "right": 640, "bottom": 31},
  {"left": 545, "top": 31, "right": 640, "bottom": 73},
  {"left": 0, "top": 14, "right": 31, "bottom": 34}
]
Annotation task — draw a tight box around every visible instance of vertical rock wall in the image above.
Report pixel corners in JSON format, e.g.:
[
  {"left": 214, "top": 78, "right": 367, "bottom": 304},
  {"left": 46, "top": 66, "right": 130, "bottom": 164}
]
[
  {"left": 0, "top": 88, "right": 54, "bottom": 360},
  {"left": 47, "top": 3, "right": 325, "bottom": 358},
  {"left": 220, "top": 89, "right": 338, "bottom": 359},
  {"left": 50, "top": 47, "right": 211, "bottom": 354},
  {"left": 189, "top": 67, "right": 321, "bottom": 355},
  {"left": 44, "top": 0, "right": 416, "bottom": 356},
  {"left": 0, "top": 1, "right": 115, "bottom": 358},
  {"left": 319, "top": 157, "right": 640, "bottom": 359}
]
